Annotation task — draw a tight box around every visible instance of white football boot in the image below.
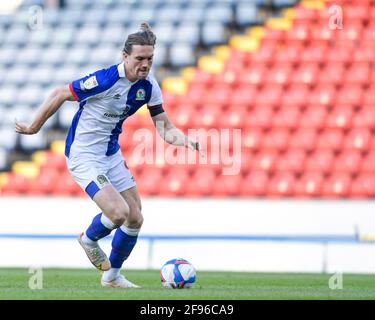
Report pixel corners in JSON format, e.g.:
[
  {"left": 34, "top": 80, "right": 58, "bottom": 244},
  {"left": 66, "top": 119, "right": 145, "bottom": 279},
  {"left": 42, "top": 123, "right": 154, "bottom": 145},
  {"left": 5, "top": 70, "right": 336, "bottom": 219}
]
[{"left": 101, "top": 274, "right": 141, "bottom": 288}]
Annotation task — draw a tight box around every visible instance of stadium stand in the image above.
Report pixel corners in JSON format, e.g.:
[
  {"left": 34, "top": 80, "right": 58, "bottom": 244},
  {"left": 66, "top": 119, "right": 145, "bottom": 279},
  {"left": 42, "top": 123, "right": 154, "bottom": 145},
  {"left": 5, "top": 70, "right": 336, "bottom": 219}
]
[{"left": 1, "top": 0, "right": 374, "bottom": 199}]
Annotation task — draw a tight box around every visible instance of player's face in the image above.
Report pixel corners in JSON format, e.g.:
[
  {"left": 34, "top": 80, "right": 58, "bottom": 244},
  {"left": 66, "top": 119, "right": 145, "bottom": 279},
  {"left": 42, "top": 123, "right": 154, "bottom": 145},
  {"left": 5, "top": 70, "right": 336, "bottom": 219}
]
[{"left": 124, "top": 45, "right": 154, "bottom": 81}]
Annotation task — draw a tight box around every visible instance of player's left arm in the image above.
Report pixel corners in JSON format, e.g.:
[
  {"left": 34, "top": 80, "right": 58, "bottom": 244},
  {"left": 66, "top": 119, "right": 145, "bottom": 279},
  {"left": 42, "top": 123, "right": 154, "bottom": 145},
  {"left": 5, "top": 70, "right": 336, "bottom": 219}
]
[{"left": 150, "top": 108, "right": 202, "bottom": 154}]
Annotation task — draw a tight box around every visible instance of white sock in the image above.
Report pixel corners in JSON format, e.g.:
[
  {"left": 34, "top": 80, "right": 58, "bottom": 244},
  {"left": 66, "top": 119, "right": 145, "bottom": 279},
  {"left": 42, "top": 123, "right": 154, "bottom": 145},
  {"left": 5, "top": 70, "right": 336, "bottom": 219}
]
[
  {"left": 120, "top": 225, "right": 140, "bottom": 236},
  {"left": 102, "top": 268, "right": 121, "bottom": 282},
  {"left": 100, "top": 214, "right": 117, "bottom": 230},
  {"left": 81, "top": 232, "right": 97, "bottom": 247}
]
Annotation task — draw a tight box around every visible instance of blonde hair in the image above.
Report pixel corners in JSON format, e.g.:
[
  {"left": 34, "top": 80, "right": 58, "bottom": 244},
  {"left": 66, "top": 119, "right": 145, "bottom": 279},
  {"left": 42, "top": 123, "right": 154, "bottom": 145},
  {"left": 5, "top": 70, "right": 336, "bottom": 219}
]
[{"left": 123, "top": 22, "right": 156, "bottom": 54}]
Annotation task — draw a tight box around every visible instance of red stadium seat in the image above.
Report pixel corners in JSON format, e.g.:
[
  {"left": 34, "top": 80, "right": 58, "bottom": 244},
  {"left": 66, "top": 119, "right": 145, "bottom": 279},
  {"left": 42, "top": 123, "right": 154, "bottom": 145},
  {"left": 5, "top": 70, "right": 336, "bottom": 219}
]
[
  {"left": 289, "top": 128, "right": 317, "bottom": 151},
  {"left": 27, "top": 170, "right": 60, "bottom": 195},
  {"left": 336, "top": 23, "right": 363, "bottom": 42},
  {"left": 286, "top": 24, "right": 310, "bottom": 42},
  {"left": 291, "top": 64, "right": 319, "bottom": 86},
  {"left": 231, "top": 85, "right": 258, "bottom": 108},
  {"left": 186, "top": 167, "right": 216, "bottom": 197},
  {"left": 332, "top": 151, "right": 363, "bottom": 174},
  {"left": 172, "top": 106, "right": 195, "bottom": 130},
  {"left": 162, "top": 91, "right": 179, "bottom": 110},
  {"left": 137, "top": 113, "right": 153, "bottom": 129},
  {"left": 1, "top": 174, "right": 29, "bottom": 195},
  {"left": 264, "top": 64, "right": 292, "bottom": 86},
  {"left": 239, "top": 149, "right": 252, "bottom": 174},
  {"left": 294, "top": 6, "right": 319, "bottom": 22},
  {"left": 192, "top": 69, "right": 214, "bottom": 87},
  {"left": 344, "top": 128, "right": 372, "bottom": 151},
  {"left": 326, "top": 47, "right": 353, "bottom": 64},
  {"left": 323, "top": 173, "right": 352, "bottom": 198},
  {"left": 282, "top": 85, "right": 310, "bottom": 106},
  {"left": 251, "top": 149, "right": 279, "bottom": 172},
  {"left": 344, "top": 63, "right": 370, "bottom": 86},
  {"left": 213, "top": 71, "right": 238, "bottom": 88},
  {"left": 319, "top": 63, "right": 346, "bottom": 86},
  {"left": 240, "top": 171, "right": 269, "bottom": 196},
  {"left": 308, "top": 85, "right": 337, "bottom": 106},
  {"left": 212, "top": 174, "right": 242, "bottom": 196},
  {"left": 262, "top": 128, "right": 290, "bottom": 151},
  {"left": 274, "top": 45, "right": 302, "bottom": 64},
  {"left": 239, "top": 65, "right": 267, "bottom": 86},
  {"left": 363, "top": 29, "right": 375, "bottom": 41},
  {"left": 227, "top": 50, "right": 248, "bottom": 67},
  {"left": 276, "top": 149, "right": 306, "bottom": 173},
  {"left": 305, "top": 149, "right": 335, "bottom": 173},
  {"left": 363, "top": 87, "right": 375, "bottom": 105},
  {"left": 124, "top": 113, "right": 142, "bottom": 130},
  {"left": 300, "top": 45, "right": 328, "bottom": 64},
  {"left": 242, "top": 128, "right": 263, "bottom": 151},
  {"left": 263, "top": 28, "right": 286, "bottom": 41},
  {"left": 361, "top": 150, "right": 375, "bottom": 172},
  {"left": 336, "top": 85, "right": 363, "bottom": 107},
  {"left": 316, "top": 129, "right": 344, "bottom": 151},
  {"left": 119, "top": 127, "right": 136, "bottom": 151},
  {"left": 248, "top": 105, "right": 274, "bottom": 129},
  {"left": 300, "top": 105, "right": 328, "bottom": 129},
  {"left": 295, "top": 172, "right": 325, "bottom": 197},
  {"left": 52, "top": 172, "right": 82, "bottom": 196},
  {"left": 351, "top": 174, "right": 375, "bottom": 198},
  {"left": 311, "top": 25, "right": 334, "bottom": 41},
  {"left": 40, "top": 152, "right": 66, "bottom": 172},
  {"left": 220, "top": 108, "right": 248, "bottom": 129},
  {"left": 195, "top": 105, "right": 221, "bottom": 129},
  {"left": 159, "top": 168, "right": 189, "bottom": 196},
  {"left": 344, "top": 5, "right": 369, "bottom": 20},
  {"left": 186, "top": 84, "right": 207, "bottom": 106},
  {"left": 353, "top": 47, "right": 375, "bottom": 63},
  {"left": 224, "top": 62, "right": 245, "bottom": 75},
  {"left": 353, "top": 107, "right": 375, "bottom": 128},
  {"left": 204, "top": 85, "right": 231, "bottom": 107},
  {"left": 137, "top": 167, "right": 163, "bottom": 196},
  {"left": 125, "top": 134, "right": 158, "bottom": 172},
  {"left": 249, "top": 43, "right": 276, "bottom": 64},
  {"left": 325, "top": 106, "right": 354, "bottom": 129},
  {"left": 255, "top": 85, "right": 283, "bottom": 107},
  {"left": 268, "top": 172, "right": 296, "bottom": 197},
  {"left": 272, "top": 105, "right": 301, "bottom": 128}
]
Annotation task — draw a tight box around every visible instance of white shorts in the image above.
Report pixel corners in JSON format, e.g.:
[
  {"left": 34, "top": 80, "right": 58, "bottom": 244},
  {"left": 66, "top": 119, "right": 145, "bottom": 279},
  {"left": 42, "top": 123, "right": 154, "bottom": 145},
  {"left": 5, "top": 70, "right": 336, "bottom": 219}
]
[{"left": 66, "top": 150, "right": 136, "bottom": 199}]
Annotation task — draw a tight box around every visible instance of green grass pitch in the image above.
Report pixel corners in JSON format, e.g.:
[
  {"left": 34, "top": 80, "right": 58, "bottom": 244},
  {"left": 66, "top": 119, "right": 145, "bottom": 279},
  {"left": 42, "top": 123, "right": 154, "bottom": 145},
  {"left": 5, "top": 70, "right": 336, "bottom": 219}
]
[{"left": 0, "top": 268, "right": 375, "bottom": 300}]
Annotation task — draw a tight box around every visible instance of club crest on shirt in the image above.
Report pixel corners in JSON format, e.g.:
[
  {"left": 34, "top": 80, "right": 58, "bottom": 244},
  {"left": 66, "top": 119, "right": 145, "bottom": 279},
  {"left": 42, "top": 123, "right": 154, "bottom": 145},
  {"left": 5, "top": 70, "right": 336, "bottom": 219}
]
[
  {"left": 83, "top": 76, "right": 98, "bottom": 90},
  {"left": 135, "top": 88, "right": 146, "bottom": 100}
]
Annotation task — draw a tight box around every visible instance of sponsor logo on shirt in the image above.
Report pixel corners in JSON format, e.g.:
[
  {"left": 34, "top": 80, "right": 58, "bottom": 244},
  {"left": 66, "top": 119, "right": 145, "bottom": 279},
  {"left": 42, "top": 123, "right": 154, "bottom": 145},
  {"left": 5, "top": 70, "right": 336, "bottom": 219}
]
[
  {"left": 135, "top": 88, "right": 146, "bottom": 100},
  {"left": 113, "top": 93, "right": 122, "bottom": 99},
  {"left": 83, "top": 76, "right": 98, "bottom": 90},
  {"left": 103, "top": 105, "right": 131, "bottom": 119}
]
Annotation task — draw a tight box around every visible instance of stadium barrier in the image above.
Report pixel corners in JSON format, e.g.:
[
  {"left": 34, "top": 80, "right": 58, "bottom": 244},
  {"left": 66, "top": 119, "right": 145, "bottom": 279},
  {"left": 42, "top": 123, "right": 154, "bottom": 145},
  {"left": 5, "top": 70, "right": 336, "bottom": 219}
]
[{"left": 1, "top": 197, "right": 375, "bottom": 273}]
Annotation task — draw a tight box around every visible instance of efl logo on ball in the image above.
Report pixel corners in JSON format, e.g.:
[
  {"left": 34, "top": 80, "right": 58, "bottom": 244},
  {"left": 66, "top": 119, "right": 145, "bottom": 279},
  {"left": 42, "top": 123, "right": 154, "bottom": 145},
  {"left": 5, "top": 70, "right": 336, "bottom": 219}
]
[{"left": 160, "top": 258, "right": 196, "bottom": 289}]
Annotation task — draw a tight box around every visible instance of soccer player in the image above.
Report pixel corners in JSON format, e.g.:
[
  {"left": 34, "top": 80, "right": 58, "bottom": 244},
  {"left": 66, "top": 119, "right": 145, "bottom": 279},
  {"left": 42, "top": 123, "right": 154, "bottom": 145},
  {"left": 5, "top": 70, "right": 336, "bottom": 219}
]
[{"left": 15, "top": 23, "right": 201, "bottom": 288}]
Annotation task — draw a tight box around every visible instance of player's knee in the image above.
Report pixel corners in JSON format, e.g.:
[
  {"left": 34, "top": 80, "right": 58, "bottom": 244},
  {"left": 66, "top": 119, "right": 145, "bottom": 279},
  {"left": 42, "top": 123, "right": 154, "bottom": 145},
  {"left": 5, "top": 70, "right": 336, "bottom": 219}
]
[
  {"left": 111, "top": 214, "right": 126, "bottom": 226},
  {"left": 127, "top": 209, "right": 143, "bottom": 228},
  {"left": 109, "top": 204, "right": 129, "bottom": 226}
]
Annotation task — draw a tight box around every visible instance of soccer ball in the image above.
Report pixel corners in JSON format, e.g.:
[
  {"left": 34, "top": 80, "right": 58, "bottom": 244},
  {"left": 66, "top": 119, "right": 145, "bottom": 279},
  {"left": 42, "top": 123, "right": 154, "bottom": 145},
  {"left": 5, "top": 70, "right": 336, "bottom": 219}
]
[{"left": 160, "top": 258, "right": 196, "bottom": 289}]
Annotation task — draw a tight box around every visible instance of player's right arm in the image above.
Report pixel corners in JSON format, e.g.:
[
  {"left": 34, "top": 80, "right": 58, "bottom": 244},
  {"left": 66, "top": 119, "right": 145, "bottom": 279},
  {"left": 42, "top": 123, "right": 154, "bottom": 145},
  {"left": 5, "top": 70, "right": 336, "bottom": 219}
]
[{"left": 15, "top": 85, "right": 74, "bottom": 135}]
